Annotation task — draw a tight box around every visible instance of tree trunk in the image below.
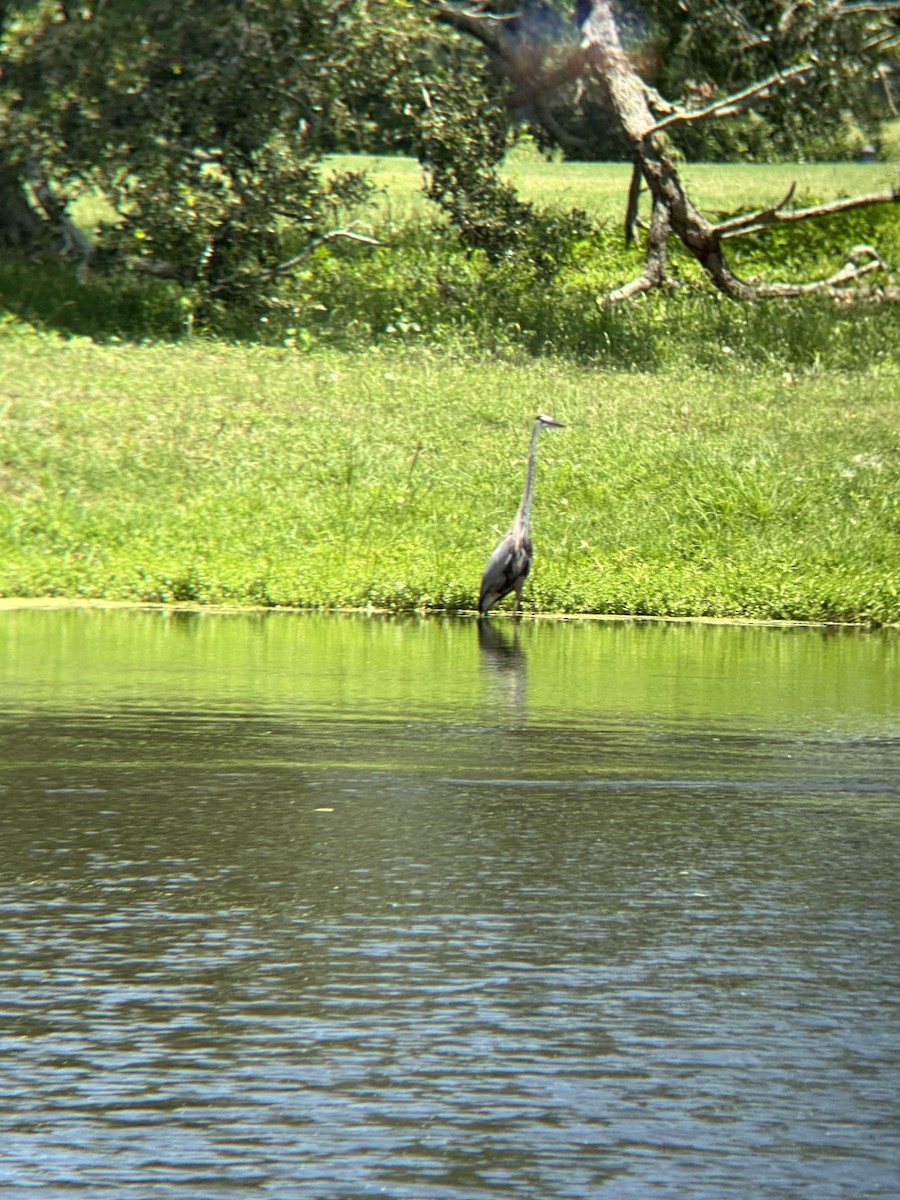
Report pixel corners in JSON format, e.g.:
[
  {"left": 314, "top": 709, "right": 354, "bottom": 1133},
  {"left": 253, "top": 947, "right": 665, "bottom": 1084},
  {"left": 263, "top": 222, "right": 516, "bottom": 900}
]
[{"left": 429, "top": 0, "right": 900, "bottom": 301}]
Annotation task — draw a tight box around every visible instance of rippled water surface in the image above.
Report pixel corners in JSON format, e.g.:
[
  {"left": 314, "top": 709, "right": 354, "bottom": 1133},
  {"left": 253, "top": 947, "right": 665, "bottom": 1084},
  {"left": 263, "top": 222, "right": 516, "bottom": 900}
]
[{"left": 1, "top": 607, "right": 898, "bottom": 1199}]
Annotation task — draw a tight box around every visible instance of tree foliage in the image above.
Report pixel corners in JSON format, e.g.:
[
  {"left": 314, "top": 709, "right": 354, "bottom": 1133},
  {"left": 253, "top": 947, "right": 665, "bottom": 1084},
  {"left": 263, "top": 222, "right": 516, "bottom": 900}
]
[
  {"left": 1, "top": 0, "right": 899, "bottom": 314},
  {"left": 0, "top": 1, "right": 473, "bottom": 308}
]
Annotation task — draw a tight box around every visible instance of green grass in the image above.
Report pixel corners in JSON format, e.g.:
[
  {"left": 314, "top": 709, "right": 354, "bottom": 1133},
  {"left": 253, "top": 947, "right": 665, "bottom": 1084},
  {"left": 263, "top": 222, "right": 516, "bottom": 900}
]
[
  {"left": 320, "top": 141, "right": 900, "bottom": 223},
  {"left": 1, "top": 326, "right": 897, "bottom": 623},
  {"left": 3, "top": 152, "right": 899, "bottom": 624},
  {"left": 26, "top": 147, "right": 893, "bottom": 364}
]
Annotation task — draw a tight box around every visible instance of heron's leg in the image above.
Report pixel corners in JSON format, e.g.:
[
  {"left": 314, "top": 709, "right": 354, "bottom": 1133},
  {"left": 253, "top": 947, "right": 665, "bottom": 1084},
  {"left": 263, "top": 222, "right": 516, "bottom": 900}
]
[{"left": 512, "top": 579, "right": 523, "bottom": 616}]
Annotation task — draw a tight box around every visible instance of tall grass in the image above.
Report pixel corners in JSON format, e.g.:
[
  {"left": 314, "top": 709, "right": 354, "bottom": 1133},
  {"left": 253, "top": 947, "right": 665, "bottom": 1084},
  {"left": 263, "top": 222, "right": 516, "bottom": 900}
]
[
  {"left": 5, "top": 220, "right": 900, "bottom": 372},
  {"left": 2, "top": 152, "right": 898, "bottom": 623},
  {"left": 1, "top": 328, "right": 897, "bottom": 623}
]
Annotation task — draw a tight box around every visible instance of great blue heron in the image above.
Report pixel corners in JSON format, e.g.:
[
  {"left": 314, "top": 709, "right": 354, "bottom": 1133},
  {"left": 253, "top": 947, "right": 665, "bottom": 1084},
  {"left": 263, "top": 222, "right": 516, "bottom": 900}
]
[{"left": 478, "top": 413, "right": 566, "bottom": 616}]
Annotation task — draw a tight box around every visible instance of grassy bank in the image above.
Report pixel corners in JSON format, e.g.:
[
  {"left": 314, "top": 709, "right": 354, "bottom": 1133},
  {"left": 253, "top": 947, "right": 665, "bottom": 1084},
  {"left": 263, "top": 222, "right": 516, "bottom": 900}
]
[
  {"left": 2, "top": 152, "right": 899, "bottom": 623},
  {"left": 1, "top": 327, "right": 897, "bottom": 623}
]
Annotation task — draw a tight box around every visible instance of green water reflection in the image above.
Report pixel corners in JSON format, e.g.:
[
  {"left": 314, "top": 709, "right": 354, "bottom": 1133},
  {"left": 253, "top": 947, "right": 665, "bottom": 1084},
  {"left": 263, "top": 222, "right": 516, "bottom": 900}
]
[{"left": 2, "top": 605, "right": 898, "bottom": 730}]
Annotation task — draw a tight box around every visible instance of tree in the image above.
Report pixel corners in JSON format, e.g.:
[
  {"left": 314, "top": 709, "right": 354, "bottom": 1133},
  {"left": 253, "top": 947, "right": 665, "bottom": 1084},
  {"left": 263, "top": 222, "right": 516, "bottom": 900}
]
[
  {"left": 3, "top": 0, "right": 899, "bottom": 310},
  {"left": 0, "top": 1, "right": 453, "bottom": 309},
  {"left": 426, "top": 0, "right": 900, "bottom": 300}
]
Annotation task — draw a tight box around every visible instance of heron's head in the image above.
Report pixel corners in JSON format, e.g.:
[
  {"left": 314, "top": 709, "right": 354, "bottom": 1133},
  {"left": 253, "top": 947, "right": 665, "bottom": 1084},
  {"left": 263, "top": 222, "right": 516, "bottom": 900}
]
[{"left": 535, "top": 413, "right": 566, "bottom": 429}]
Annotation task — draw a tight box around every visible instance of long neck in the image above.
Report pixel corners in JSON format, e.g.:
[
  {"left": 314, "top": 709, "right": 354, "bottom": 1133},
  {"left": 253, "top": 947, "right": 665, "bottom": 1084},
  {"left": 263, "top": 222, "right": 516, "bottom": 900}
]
[{"left": 513, "top": 420, "right": 541, "bottom": 538}]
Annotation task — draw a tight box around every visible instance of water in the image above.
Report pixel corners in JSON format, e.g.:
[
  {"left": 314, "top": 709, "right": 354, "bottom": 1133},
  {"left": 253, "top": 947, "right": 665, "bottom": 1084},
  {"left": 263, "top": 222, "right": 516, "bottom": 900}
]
[{"left": 1, "top": 606, "right": 898, "bottom": 1199}]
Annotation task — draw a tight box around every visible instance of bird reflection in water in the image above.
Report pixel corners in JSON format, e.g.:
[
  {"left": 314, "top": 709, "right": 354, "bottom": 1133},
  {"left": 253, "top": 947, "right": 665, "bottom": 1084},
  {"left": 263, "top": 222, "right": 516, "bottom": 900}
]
[{"left": 476, "top": 616, "right": 527, "bottom": 719}]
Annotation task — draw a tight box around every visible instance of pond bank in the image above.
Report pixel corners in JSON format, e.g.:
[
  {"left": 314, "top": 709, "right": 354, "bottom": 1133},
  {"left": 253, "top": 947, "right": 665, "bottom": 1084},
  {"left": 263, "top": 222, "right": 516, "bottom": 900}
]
[
  {"left": 0, "top": 595, "right": 896, "bottom": 631},
  {"left": 1, "top": 339, "right": 897, "bottom": 624}
]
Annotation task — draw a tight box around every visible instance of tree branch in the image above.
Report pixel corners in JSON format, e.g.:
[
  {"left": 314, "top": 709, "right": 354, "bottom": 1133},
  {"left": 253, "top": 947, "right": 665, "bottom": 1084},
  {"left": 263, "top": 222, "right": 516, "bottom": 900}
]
[
  {"left": 716, "top": 187, "right": 900, "bottom": 239},
  {"left": 425, "top": 1, "right": 507, "bottom": 54},
  {"left": 531, "top": 96, "right": 592, "bottom": 153},
  {"left": 835, "top": 2, "right": 900, "bottom": 15},
  {"left": 646, "top": 63, "right": 819, "bottom": 136},
  {"left": 728, "top": 245, "right": 900, "bottom": 301},
  {"left": 209, "top": 226, "right": 385, "bottom": 294},
  {"left": 624, "top": 160, "right": 643, "bottom": 246},
  {"left": 426, "top": 0, "right": 585, "bottom": 107},
  {"left": 712, "top": 182, "right": 798, "bottom": 237},
  {"left": 605, "top": 196, "right": 673, "bottom": 302}
]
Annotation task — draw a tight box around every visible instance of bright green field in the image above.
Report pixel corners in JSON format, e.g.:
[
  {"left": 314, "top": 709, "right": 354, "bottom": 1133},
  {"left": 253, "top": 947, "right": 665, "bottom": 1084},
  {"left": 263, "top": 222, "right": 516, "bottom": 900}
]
[
  {"left": 360, "top": 143, "right": 900, "bottom": 219},
  {"left": 73, "top": 140, "right": 900, "bottom": 235},
  {"left": 1, "top": 329, "right": 897, "bottom": 624},
  {"left": 5, "top": 149, "right": 900, "bottom": 624}
]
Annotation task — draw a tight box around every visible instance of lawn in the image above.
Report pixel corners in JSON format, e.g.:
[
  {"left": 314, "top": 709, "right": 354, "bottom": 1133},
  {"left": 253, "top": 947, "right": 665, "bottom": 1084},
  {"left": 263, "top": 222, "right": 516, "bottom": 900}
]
[
  {"left": 4, "top": 148, "right": 899, "bottom": 624},
  {"left": 1, "top": 329, "right": 897, "bottom": 623},
  {"left": 321, "top": 141, "right": 900, "bottom": 223}
]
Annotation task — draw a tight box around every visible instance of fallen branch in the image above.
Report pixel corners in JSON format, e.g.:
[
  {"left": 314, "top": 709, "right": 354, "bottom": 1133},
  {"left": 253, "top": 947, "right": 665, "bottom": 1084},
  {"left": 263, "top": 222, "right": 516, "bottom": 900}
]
[
  {"left": 624, "top": 160, "right": 643, "bottom": 246},
  {"left": 712, "top": 182, "right": 798, "bottom": 237},
  {"left": 700, "top": 242, "right": 897, "bottom": 301},
  {"left": 717, "top": 187, "right": 900, "bottom": 239},
  {"left": 604, "top": 196, "right": 673, "bottom": 302}
]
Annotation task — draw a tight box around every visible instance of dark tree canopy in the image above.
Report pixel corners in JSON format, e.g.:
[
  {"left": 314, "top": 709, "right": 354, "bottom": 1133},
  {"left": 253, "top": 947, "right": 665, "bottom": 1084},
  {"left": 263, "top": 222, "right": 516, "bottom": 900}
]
[{"left": 0, "top": 1, "right": 473, "bottom": 303}]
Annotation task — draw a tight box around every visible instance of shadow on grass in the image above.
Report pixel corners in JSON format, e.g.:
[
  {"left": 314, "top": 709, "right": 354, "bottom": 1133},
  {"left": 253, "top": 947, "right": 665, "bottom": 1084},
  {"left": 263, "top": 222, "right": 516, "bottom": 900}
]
[
  {"left": 0, "top": 256, "right": 186, "bottom": 343},
  {"left": 3, "top": 247, "right": 900, "bottom": 377}
]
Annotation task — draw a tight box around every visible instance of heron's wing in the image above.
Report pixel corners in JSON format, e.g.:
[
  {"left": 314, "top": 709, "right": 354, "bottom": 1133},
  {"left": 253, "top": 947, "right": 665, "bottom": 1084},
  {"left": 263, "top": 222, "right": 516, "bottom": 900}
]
[{"left": 478, "top": 532, "right": 532, "bottom": 613}]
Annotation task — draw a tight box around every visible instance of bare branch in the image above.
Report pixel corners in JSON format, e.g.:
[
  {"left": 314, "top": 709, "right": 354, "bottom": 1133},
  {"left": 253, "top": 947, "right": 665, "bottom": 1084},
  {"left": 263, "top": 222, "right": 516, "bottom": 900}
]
[
  {"left": 647, "top": 63, "right": 819, "bottom": 135},
  {"left": 425, "top": 0, "right": 507, "bottom": 53},
  {"left": 776, "top": 0, "right": 900, "bottom": 29},
  {"left": 692, "top": 237, "right": 899, "bottom": 301},
  {"left": 824, "top": 245, "right": 884, "bottom": 285},
  {"left": 778, "top": 1, "right": 808, "bottom": 31},
  {"left": 210, "top": 226, "right": 385, "bottom": 294},
  {"left": 624, "top": 160, "right": 643, "bottom": 246},
  {"left": 712, "top": 182, "right": 797, "bottom": 237},
  {"left": 605, "top": 196, "right": 673, "bottom": 302},
  {"left": 531, "top": 97, "right": 592, "bottom": 152},
  {"left": 835, "top": 1, "right": 900, "bottom": 15},
  {"left": 717, "top": 187, "right": 900, "bottom": 239},
  {"left": 739, "top": 247, "right": 898, "bottom": 300}
]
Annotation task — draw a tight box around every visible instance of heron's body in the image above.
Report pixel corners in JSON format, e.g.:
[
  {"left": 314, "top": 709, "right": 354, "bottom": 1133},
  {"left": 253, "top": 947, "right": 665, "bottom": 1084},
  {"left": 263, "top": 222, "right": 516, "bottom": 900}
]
[
  {"left": 478, "top": 414, "right": 565, "bottom": 615},
  {"left": 478, "top": 528, "right": 533, "bottom": 615}
]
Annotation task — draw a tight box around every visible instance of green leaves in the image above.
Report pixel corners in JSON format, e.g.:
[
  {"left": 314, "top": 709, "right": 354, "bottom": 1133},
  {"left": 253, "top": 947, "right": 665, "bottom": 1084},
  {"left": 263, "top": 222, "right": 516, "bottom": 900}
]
[{"left": 0, "top": 1, "right": 437, "bottom": 308}]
